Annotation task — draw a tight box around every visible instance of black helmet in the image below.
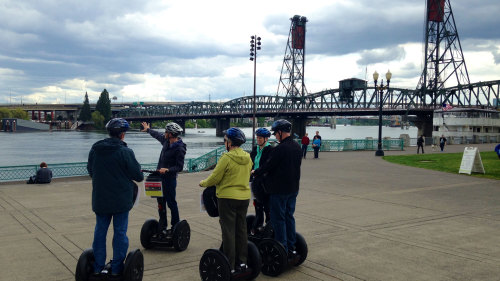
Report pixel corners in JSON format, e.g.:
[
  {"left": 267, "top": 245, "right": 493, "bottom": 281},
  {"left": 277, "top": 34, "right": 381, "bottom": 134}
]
[
  {"left": 271, "top": 119, "right": 291, "bottom": 134},
  {"left": 106, "top": 118, "right": 130, "bottom": 135},
  {"left": 255, "top": 127, "right": 271, "bottom": 138},
  {"left": 165, "top": 122, "right": 183, "bottom": 135},
  {"left": 224, "top": 127, "right": 246, "bottom": 146}
]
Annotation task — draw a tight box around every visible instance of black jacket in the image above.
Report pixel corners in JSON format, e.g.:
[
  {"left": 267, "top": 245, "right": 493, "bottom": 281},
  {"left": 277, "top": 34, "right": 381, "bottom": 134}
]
[
  {"left": 250, "top": 145, "right": 273, "bottom": 170},
  {"left": 148, "top": 129, "right": 186, "bottom": 178},
  {"left": 253, "top": 136, "right": 302, "bottom": 194},
  {"left": 87, "top": 137, "right": 144, "bottom": 214}
]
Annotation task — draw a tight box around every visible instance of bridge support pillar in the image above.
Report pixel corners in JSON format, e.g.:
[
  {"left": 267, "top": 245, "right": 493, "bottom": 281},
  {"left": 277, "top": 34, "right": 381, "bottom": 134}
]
[
  {"left": 216, "top": 118, "right": 230, "bottom": 137},
  {"left": 414, "top": 114, "right": 433, "bottom": 145},
  {"left": 290, "top": 117, "right": 307, "bottom": 139}
]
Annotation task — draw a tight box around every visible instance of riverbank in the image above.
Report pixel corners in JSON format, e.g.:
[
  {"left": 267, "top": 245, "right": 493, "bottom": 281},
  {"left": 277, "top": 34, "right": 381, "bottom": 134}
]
[{"left": 1, "top": 143, "right": 499, "bottom": 280}]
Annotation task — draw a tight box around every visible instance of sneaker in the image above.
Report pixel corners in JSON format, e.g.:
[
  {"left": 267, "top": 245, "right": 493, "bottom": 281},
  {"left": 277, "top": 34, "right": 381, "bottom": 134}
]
[
  {"left": 287, "top": 250, "right": 298, "bottom": 262},
  {"left": 161, "top": 229, "right": 173, "bottom": 237}
]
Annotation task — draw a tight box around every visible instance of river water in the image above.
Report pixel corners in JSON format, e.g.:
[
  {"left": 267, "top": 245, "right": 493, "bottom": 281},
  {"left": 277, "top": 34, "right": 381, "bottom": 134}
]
[{"left": 0, "top": 126, "right": 417, "bottom": 166}]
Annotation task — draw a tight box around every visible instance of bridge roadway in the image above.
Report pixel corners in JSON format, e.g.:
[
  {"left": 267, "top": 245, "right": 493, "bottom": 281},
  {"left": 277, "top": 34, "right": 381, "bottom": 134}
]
[{"left": 0, "top": 143, "right": 498, "bottom": 281}]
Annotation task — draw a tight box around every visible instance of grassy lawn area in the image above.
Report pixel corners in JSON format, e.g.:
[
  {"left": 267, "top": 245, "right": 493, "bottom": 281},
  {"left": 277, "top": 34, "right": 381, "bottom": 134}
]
[{"left": 384, "top": 151, "right": 500, "bottom": 180}]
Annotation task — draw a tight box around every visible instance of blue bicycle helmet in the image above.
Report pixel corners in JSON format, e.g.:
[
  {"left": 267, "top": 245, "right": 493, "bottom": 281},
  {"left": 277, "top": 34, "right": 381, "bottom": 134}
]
[
  {"left": 255, "top": 127, "right": 271, "bottom": 138},
  {"left": 224, "top": 127, "right": 246, "bottom": 146},
  {"left": 271, "top": 119, "right": 292, "bottom": 134},
  {"left": 106, "top": 118, "right": 130, "bottom": 136}
]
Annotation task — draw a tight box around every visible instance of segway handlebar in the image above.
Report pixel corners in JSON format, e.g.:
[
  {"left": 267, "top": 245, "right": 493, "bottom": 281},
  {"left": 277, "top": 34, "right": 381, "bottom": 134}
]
[{"left": 141, "top": 169, "right": 158, "bottom": 174}]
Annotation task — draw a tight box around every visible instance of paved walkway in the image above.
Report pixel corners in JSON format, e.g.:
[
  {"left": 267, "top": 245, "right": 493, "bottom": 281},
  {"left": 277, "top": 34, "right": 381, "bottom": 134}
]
[{"left": 0, "top": 143, "right": 498, "bottom": 281}]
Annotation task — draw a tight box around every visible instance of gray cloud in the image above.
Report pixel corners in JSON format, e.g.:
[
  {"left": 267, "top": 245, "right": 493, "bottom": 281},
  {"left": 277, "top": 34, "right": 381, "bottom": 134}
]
[{"left": 356, "top": 46, "right": 406, "bottom": 65}]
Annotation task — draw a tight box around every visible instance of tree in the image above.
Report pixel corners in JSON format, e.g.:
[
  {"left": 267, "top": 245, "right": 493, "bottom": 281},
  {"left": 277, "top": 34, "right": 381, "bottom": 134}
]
[
  {"left": 78, "top": 92, "right": 92, "bottom": 121},
  {"left": 91, "top": 111, "right": 105, "bottom": 129},
  {"left": 95, "top": 89, "right": 111, "bottom": 122},
  {"left": 0, "top": 108, "right": 12, "bottom": 119},
  {"left": 11, "top": 108, "right": 29, "bottom": 120}
]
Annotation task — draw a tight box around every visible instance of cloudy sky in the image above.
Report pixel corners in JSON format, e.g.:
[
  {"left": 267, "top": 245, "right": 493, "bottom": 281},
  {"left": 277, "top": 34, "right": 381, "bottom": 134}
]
[{"left": 1, "top": 0, "right": 499, "bottom": 105}]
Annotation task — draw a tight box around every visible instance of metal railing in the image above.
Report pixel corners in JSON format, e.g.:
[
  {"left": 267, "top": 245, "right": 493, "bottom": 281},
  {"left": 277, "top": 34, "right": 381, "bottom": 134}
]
[{"left": 0, "top": 138, "right": 404, "bottom": 182}]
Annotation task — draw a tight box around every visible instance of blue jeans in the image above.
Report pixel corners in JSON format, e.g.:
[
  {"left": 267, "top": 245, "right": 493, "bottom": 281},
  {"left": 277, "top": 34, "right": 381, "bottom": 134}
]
[
  {"left": 269, "top": 192, "right": 298, "bottom": 252},
  {"left": 93, "top": 211, "right": 129, "bottom": 274},
  {"left": 156, "top": 177, "right": 179, "bottom": 230}
]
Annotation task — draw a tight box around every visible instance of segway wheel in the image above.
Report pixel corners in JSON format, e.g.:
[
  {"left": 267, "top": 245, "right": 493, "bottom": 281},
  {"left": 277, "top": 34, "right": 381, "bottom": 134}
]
[
  {"left": 246, "top": 215, "right": 256, "bottom": 235},
  {"left": 199, "top": 249, "right": 231, "bottom": 281},
  {"left": 75, "top": 248, "right": 95, "bottom": 281},
  {"left": 258, "top": 238, "right": 287, "bottom": 277},
  {"left": 173, "top": 220, "right": 191, "bottom": 251},
  {"left": 123, "top": 249, "right": 144, "bottom": 281},
  {"left": 245, "top": 241, "right": 262, "bottom": 280},
  {"left": 294, "top": 232, "right": 308, "bottom": 266},
  {"left": 140, "top": 219, "right": 158, "bottom": 249}
]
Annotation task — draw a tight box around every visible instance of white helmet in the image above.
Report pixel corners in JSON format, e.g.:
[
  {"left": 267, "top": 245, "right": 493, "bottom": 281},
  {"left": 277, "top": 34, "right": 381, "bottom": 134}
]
[{"left": 165, "top": 122, "right": 183, "bottom": 135}]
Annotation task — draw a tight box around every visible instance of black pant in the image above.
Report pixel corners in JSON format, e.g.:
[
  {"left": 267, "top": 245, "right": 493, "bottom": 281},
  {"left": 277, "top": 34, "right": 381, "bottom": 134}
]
[
  {"left": 313, "top": 147, "right": 320, "bottom": 158},
  {"left": 417, "top": 144, "right": 424, "bottom": 154},
  {"left": 301, "top": 144, "right": 308, "bottom": 158}
]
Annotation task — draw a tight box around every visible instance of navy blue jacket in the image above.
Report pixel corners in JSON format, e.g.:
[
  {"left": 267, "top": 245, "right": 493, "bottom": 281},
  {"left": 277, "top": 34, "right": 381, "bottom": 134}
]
[
  {"left": 35, "top": 167, "right": 52, "bottom": 183},
  {"left": 253, "top": 136, "right": 302, "bottom": 194},
  {"left": 148, "top": 129, "right": 186, "bottom": 178},
  {"left": 87, "top": 137, "right": 144, "bottom": 214}
]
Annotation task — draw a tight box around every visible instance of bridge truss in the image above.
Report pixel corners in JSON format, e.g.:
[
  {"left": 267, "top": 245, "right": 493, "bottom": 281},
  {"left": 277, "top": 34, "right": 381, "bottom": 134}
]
[{"left": 118, "top": 80, "right": 500, "bottom": 121}]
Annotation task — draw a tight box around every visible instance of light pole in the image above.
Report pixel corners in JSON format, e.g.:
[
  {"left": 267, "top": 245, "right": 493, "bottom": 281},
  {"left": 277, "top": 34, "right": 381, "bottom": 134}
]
[
  {"left": 250, "top": 35, "right": 261, "bottom": 147},
  {"left": 373, "top": 70, "right": 392, "bottom": 156}
]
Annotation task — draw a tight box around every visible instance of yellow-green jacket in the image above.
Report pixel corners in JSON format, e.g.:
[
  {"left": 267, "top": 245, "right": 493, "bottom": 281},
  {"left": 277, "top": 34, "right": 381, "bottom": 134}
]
[{"left": 200, "top": 147, "right": 252, "bottom": 200}]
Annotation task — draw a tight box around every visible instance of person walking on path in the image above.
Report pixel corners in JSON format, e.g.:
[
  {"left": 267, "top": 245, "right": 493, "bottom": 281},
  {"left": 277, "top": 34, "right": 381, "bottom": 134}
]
[
  {"left": 495, "top": 143, "right": 500, "bottom": 159},
  {"left": 439, "top": 135, "right": 447, "bottom": 152},
  {"left": 141, "top": 121, "right": 186, "bottom": 236},
  {"left": 87, "top": 118, "right": 144, "bottom": 278},
  {"left": 249, "top": 128, "right": 273, "bottom": 235},
  {"left": 301, "top": 133, "right": 310, "bottom": 159},
  {"left": 417, "top": 135, "right": 425, "bottom": 154},
  {"left": 312, "top": 135, "right": 321, "bottom": 159},
  {"left": 199, "top": 128, "right": 252, "bottom": 273},
  {"left": 253, "top": 119, "right": 302, "bottom": 260}
]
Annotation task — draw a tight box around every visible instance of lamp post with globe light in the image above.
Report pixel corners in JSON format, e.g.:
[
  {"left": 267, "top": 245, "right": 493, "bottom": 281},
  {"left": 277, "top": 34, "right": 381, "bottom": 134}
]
[
  {"left": 373, "top": 70, "right": 392, "bottom": 156},
  {"left": 250, "top": 35, "right": 261, "bottom": 147}
]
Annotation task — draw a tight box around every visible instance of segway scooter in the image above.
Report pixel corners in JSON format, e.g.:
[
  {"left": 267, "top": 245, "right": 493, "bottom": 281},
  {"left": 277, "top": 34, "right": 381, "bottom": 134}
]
[
  {"left": 75, "top": 248, "right": 144, "bottom": 281},
  {"left": 199, "top": 186, "right": 262, "bottom": 281},
  {"left": 139, "top": 170, "right": 190, "bottom": 251},
  {"left": 76, "top": 183, "right": 144, "bottom": 281},
  {"left": 246, "top": 214, "right": 308, "bottom": 277}
]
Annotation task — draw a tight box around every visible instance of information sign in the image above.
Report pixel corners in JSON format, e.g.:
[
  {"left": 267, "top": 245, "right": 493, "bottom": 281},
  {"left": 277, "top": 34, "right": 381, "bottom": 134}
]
[{"left": 459, "top": 147, "right": 485, "bottom": 175}]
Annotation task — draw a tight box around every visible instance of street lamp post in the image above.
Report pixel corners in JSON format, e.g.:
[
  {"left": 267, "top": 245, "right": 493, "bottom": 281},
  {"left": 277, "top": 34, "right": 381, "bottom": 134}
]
[
  {"left": 250, "top": 35, "right": 261, "bottom": 147},
  {"left": 373, "top": 70, "right": 392, "bottom": 156}
]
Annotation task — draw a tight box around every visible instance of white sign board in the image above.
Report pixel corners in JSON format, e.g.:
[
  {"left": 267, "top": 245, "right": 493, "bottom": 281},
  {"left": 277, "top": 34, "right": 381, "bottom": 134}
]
[{"left": 459, "top": 147, "right": 485, "bottom": 175}]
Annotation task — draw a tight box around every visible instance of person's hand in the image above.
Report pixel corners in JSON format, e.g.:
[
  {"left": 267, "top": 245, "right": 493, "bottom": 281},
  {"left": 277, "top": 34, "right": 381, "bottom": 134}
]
[
  {"left": 251, "top": 169, "right": 255, "bottom": 175},
  {"left": 199, "top": 181, "right": 203, "bottom": 187},
  {"left": 141, "top": 122, "right": 150, "bottom": 132},
  {"left": 158, "top": 168, "right": 169, "bottom": 174}
]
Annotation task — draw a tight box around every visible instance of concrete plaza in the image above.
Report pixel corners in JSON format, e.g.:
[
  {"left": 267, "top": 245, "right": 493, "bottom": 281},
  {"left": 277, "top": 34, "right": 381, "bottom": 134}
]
[{"left": 0, "top": 143, "right": 498, "bottom": 281}]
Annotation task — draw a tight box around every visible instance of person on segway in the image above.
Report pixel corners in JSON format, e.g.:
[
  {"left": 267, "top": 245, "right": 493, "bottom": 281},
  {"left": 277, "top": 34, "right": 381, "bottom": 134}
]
[
  {"left": 199, "top": 127, "right": 253, "bottom": 274},
  {"left": 249, "top": 127, "right": 273, "bottom": 235},
  {"left": 141, "top": 121, "right": 186, "bottom": 238},
  {"left": 252, "top": 119, "right": 302, "bottom": 261},
  {"left": 87, "top": 118, "right": 144, "bottom": 279}
]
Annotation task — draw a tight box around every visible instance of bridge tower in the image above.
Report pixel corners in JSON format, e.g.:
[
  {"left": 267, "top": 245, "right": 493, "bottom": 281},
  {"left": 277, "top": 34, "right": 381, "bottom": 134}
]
[
  {"left": 416, "top": 0, "right": 470, "bottom": 106},
  {"left": 277, "top": 15, "right": 308, "bottom": 108},
  {"left": 276, "top": 15, "right": 309, "bottom": 137}
]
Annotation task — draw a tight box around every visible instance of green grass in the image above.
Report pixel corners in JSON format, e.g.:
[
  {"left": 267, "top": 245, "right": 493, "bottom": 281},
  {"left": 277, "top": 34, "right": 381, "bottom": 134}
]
[{"left": 384, "top": 151, "right": 500, "bottom": 180}]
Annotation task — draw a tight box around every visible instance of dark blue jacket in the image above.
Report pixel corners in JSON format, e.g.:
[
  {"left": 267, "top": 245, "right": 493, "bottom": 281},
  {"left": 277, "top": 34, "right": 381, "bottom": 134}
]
[
  {"left": 148, "top": 129, "right": 186, "bottom": 178},
  {"left": 35, "top": 167, "right": 52, "bottom": 183},
  {"left": 87, "top": 137, "right": 144, "bottom": 214}
]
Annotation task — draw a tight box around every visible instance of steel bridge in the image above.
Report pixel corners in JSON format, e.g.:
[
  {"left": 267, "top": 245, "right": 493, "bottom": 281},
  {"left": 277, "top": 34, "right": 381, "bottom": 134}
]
[{"left": 118, "top": 80, "right": 500, "bottom": 121}]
